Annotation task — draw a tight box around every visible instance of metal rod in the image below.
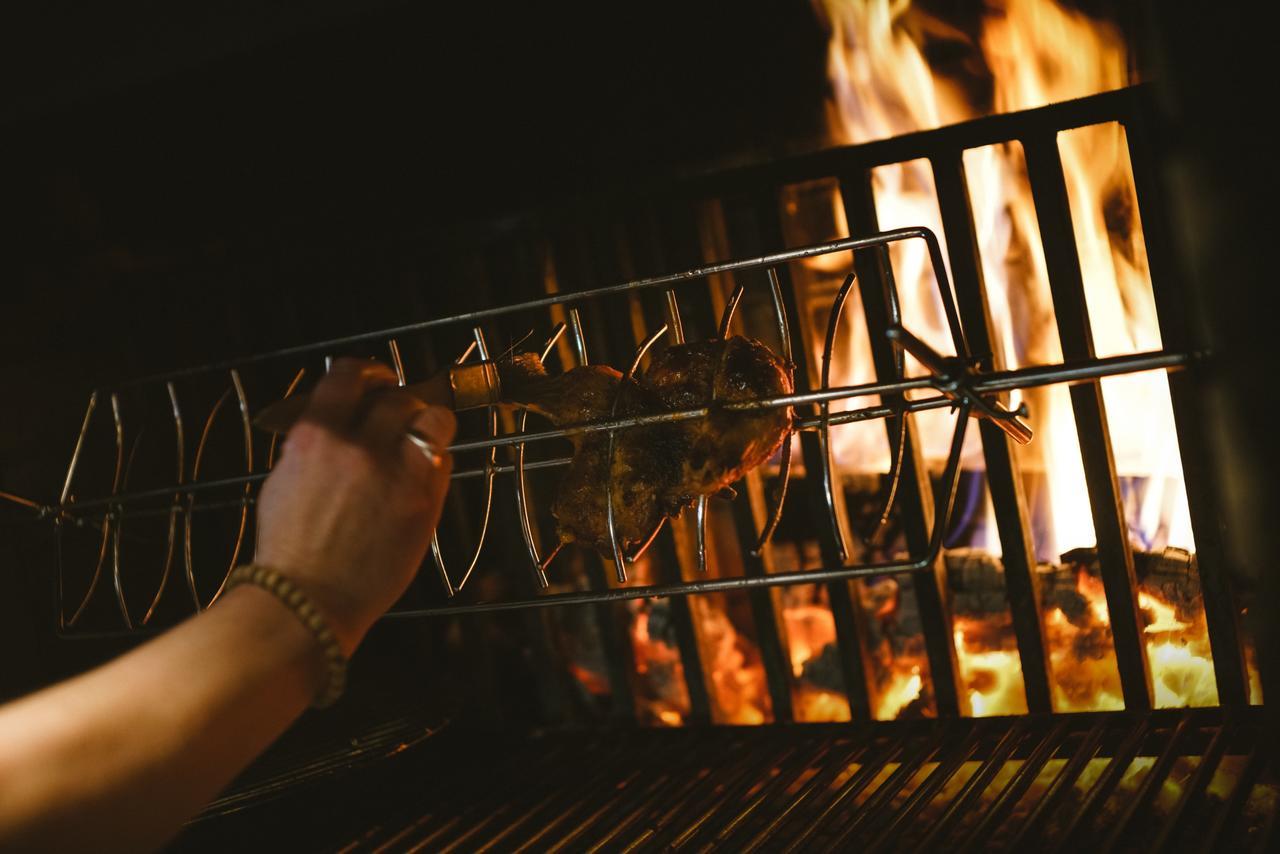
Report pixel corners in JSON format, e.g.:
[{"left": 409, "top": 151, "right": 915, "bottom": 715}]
[
  {"left": 827, "top": 726, "right": 951, "bottom": 847},
  {"left": 1149, "top": 724, "right": 1230, "bottom": 853},
  {"left": 910, "top": 722, "right": 1027, "bottom": 852},
  {"left": 1099, "top": 715, "right": 1192, "bottom": 854},
  {"left": 736, "top": 739, "right": 872, "bottom": 851},
  {"left": 718, "top": 283, "right": 745, "bottom": 339},
  {"left": 778, "top": 737, "right": 907, "bottom": 853},
  {"left": 1024, "top": 132, "right": 1153, "bottom": 712},
  {"left": 50, "top": 348, "right": 1188, "bottom": 516},
  {"left": 60, "top": 392, "right": 98, "bottom": 506},
  {"left": 1123, "top": 110, "right": 1250, "bottom": 708},
  {"left": 956, "top": 720, "right": 1069, "bottom": 853},
  {"left": 664, "top": 289, "right": 685, "bottom": 344},
  {"left": 1006, "top": 718, "right": 1108, "bottom": 849},
  {"left": 750, "top": 268, "right": 795, "bottom": 555},
  {"left": 931, "top": 150, "right": 1053, "bottom": 715},
  {"left": 757, "top": 217, "right": 875, "bottom": 723},
  {"left": 842, "top": 172, "right": 965, "bottom": 718},
  {"left": 513, "top": 323, "right": 567, "bottom": 588},
  {"left": 1047, "top": 717, "right": 1151, "bottom": 853},
  {"left": 1198, "top": 738, "right": 1267, "bottom": 854},
  {"left": 142, "top": 382, "right": 186, "bottom": 625},
  {"left": 819, "top": 272, "right": 859, "bottom": 563},
  {"left": 864, "top": 725, "right": 983, "bottom": 853},
  {"left": 604, "top": 324, "right": 668, "bottom": 583},
  {"left": 66, "top": 392, "right": 123, "bottom": 628}
]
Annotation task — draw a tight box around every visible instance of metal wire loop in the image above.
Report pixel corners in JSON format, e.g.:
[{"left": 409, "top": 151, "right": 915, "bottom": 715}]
[{"left": 605, "top": 324, "right": 669, "bottom": 583}]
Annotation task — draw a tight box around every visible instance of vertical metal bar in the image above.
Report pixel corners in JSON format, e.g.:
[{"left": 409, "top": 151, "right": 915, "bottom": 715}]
[
  {"left": 1123, "top": 109, "right": 1250, "bottom": 708},
  {"left": 931, "top": 151, "right": 1054, "bottom": 714},
  {"left": 60, "top": 392, "right": 98, "bottom": 506},
  {"left": 756, "top": 192, "right": 874, "bottom": 722},
  {"left": 839, "top": 169, "right": 967, "bottom": 718},
  {"left": 727, "top": 494, "right": 795, "bottom": 724},
  {"left": 650, "top": 293, "right": 712, "bottom": 726},
  {"left": 1022, "top": 133, "right": 1153, "bottom": 712}
]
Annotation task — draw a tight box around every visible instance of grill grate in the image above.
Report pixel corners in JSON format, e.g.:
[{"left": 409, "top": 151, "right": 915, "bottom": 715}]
[{"left": 177, "top": 710, "right": 1276, "bottom": 853}]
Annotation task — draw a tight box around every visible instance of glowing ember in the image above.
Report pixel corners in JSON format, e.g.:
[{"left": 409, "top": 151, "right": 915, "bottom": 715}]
[
  {"left": 879, "top": 667, "right": 923, "bottom": 720},
  {"left": 953, "top": 621, "right": 1027, "bottom": 717},
  {"left": 783, "top": 605, "right": 838, "bottom": 677},
  {"left": 628, "top": 600, "right": 692, "bottom": 727}
]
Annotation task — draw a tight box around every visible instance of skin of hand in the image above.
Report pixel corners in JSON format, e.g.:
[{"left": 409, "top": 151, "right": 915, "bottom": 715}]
[
  {"left": 255, "top": 357, "right": 456, "bottom": 656},
  {"left": 0, "top": 357, "right": 455, "bottom": 852}
]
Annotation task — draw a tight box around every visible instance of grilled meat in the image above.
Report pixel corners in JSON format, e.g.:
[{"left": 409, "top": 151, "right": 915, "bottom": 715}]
[{"left": 508, "top": 335, "right": 792, "bottom": 556}]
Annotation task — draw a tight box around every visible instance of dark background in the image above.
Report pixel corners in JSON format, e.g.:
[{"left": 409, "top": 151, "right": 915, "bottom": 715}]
[{"left": 0, "top": 0, "right": 832, "bottom": 704}]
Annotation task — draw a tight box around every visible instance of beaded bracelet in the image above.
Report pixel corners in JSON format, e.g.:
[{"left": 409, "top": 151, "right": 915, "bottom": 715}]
[{"left": 225, "top": 564, "right": 347, "bottom": 709}]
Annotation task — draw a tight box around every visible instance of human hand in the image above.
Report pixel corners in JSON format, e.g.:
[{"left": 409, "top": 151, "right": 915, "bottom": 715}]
[{"left": 253, "top": 358, "right": 455, "bottom": 656}]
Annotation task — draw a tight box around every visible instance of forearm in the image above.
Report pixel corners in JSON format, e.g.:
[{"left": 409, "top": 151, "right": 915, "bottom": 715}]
[{"left": 0, "top": 585, "right": 323, "bottom": 852}]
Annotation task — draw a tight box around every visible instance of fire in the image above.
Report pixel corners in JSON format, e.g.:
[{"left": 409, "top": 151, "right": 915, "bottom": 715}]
[
  {"left": 954, "top": 620, "right": 1027, "bottom": 716},
  {"left": 811, "top": 0, "right": 1222, "bottom": 715}
]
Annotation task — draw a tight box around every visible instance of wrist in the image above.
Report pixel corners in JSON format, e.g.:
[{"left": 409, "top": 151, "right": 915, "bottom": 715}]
[
  {"left": 218, "top": 584, "right": 329, "bottom": 704},
  {"left": 223, "top": 565, "right": 349, "bottom": 708}
]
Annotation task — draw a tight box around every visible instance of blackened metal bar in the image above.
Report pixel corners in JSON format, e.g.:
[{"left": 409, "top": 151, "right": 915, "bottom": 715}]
[
  {"left": 1149, "top": 724, "right": 1230, "bottom": 854},
  {"left": 1007, "top": 718, "right": 1108, "bottom": 850},
  {"left": 956, "top": 720, "right": 1070, "bottom": 853},
  {"left": 583, "top": 555, "right": 637, "bottom": 723},
  {"left": 1123, "top": 112, "right": 1250, "bottom": 708},
  {"left": 501, "top": 738, "right": 688, "bottom": 853},
  {"left": 664, "top": 740, "right": 803, "bottom": 849},
  {"left": 755, "top": 194, "right": 874, "bottom": 721},
  {"left": 728, "top": 494, "right": 795, "bottom": 723},
  {"left": 1198, "top": 740, "right": 1267, "bottom": 854},
  {"left": 581, "top": 734, "right": 733, "bottom": 852},
  {"left": 910, "top": 721, "right": 1026, "bottom": 853},
  {"left": 1022, "top": 133, "right": 1153, "bottom": 712},
  {"left": 704, "top": 744, "right": 826, "bottom": 847},
  {"left": 693, "top": 87, "right": 1149, "bottom": 201},
  {"left": 931, "top": 151, "right": 1054, "bottom": 715},
  {"left": 779, "top": 736, "right": 908, "bottom": 854},
  {"left": 652, "top": 532, "right": 713, "bottom": 725},
  {"left": 865, "top": 725, "right": 983, "bottom": 854},
  {"left": 1047, "top": 716, "right": 1151, "bottom": 853},
  {"left": 840, "top": 169, "right": 966, "bottom": 718},
  {"left": 740, "top": 739, "right": 872, "bottom": 852},
  {"left": 827, "top": 726, "right": 952, "bottom": 847},
  {"left": 640, "top": 734, "right": 784, "bottom": 850},
  {"left": 1100, "top": 715, "right": 1193, "bottom": 854}
]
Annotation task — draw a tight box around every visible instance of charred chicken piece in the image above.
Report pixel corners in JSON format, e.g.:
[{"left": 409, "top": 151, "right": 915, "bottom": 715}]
[{"left": 507, "top": 335, "right": 793, "bottom": 556}]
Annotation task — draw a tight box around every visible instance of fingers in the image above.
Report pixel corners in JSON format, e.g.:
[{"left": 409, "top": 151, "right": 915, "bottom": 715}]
[
  {"left": 359, "top": 389, "right": 426, "bottom": 457},
  {"left": 402, "top": 405, "right": 457, "bottom": 494},
  {"left": 302, "top": 358, "right": 398, "bottom": 433}
]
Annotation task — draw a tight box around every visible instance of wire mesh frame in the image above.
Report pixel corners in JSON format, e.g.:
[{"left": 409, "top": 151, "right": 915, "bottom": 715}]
[{"left": 37, "top": 225, "right": 1191, "bottom": 637}]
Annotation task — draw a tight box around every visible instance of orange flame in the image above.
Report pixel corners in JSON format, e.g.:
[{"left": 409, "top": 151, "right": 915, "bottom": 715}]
[{"left": 815, "top": 0, "right": 1218, "bottom": 714}]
